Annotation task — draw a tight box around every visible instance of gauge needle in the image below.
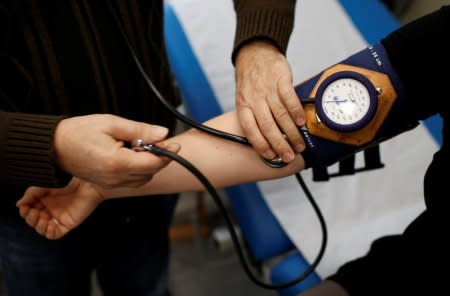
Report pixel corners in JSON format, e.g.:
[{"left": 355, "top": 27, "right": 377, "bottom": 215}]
[
  {"left": 348, "top": 91, "right": 357, "bottom": 104},
  {"left": 324, "top": 96, "right": 348, "bottom": 104}
]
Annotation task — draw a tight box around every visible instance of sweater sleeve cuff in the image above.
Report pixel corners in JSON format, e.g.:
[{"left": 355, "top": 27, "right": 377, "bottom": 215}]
[
  {"left": 1, "top": 112, "right": 71, "bottom": 187},
  {"left": 232, "top": 8, "right": 295, "bottom": 64}
]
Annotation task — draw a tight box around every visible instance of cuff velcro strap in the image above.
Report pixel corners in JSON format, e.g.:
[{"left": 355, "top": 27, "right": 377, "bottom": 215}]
[{"left": 311, "top": 146, "right": 385, "bottom": 182}]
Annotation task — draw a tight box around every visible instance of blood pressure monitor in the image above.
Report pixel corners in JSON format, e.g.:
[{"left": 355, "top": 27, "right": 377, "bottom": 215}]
[
  {"left": 314, "top": 71, "right": 378, "bottom": 133},
  {"left": 289, "top": 43, "right": 419, "bottom": 169},
  {"left": 302, "top": 63, "right": 398, "bottom": 147}
]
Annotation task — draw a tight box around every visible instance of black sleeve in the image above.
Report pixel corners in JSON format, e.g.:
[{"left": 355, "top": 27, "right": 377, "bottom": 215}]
[
  {"left": 327, "top": 210, "right": 446, "bottom": 295},
  {"left": 328, "top": 7, "right": 450, "bottom": 295},
  {"left": 381, "top": 5, "right": 450, "bottom": 121}
]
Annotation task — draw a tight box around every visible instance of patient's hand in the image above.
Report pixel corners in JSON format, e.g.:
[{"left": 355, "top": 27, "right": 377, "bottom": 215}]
[{"left": 17, "top": 178, "right": 104, "bottom": 240}]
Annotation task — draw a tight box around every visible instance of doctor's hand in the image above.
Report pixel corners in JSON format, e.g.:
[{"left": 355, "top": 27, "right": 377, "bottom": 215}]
[
  {"left": 235, "top": 41, "right": 305, "bottom": 162},
  {"left": 54, "top": 114, "right": 176, "bottom": 188}
]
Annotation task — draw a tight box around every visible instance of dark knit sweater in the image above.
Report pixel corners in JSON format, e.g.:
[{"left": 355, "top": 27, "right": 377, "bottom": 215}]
[
  {"left": 0, "top": 0, "right": 179, "bottom": 187},
  {"left": 0, "top": 0, "right": 182, "bottom": 217},
  {"left": 0, "top": 0, "right": 296, "bottom": 214},
  {"left": 232, "top": 0, "right": 296, "bottom": 63}
]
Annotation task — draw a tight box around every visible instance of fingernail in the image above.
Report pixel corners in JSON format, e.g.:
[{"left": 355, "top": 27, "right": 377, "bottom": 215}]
[
  {"left": 165, "top": 142, "right": 180, "bottom": 152},
  {"left": 36, "top": 221, "right": 44, "bottom": 230},
  {"left": 295, "top": 116, "right": 305, "bottom": 126},
  {"left": 265, "top": 149, "right": 276, "bottom": 160},
  {"left": 282, "top": 152, "right": 295, "bottom": 162},
  {"left": 153, "top": 127, "right": 169, "bottom": 138},
  {"left": 295, "top": 144, "right": 305, "bottom": 153}
]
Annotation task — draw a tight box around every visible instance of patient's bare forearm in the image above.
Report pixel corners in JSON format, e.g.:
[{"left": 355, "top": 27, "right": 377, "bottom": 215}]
[{"left": 105, "top": 112, "right": 305, "bottom": 198}]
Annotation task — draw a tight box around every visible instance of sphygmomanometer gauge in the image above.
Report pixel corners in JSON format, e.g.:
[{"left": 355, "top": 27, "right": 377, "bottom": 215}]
[{"left": 315, "top": 71, "right": 378, "bottom": 132}]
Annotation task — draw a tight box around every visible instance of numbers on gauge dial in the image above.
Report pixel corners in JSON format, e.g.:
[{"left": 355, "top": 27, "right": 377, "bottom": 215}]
[{"left": 320, "top": 78, "right": 371, "bottom": 126}]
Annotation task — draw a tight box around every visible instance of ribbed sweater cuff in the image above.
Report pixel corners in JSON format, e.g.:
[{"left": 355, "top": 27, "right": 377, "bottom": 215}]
[
  {"left": 2, "top": 112, "right": 71, "bottom": 187},
  {"left": 232, "top": 8, "right": 294, "bottom": 64}
]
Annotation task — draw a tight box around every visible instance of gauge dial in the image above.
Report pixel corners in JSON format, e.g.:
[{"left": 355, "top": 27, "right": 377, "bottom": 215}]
[{"left": 315, "top": 71, "right": 377, "bottom": 132}]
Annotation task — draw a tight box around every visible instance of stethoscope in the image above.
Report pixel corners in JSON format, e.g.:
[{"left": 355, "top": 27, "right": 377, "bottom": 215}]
[{"left": 107, "top": 2, "right": 327, "bottom": 290}]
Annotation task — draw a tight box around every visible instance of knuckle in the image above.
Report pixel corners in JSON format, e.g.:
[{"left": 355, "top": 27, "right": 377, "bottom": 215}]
[
  {"left": 290, "top": 133, "right": 303, "bottom": 144},
  {"left": 272, "top": 139, "right": 288, "bottom": 152},
  {"left": 239, "top": 117, "right": 253, "bottom": 133},
  {"left": 236, "top": 94, "right": 246, "bottom": 108},
  {"left": 236, "top": 89, "right": 251, "bottom": 107},
  {"left": 288, "top": 104, "right": 303, "bottom": 113},
  {"left": 279, "top": 84, "right": 293, "bottom": 98},
  {"left": 258, "top": 117, "right": 275, "bottom": 133},
  {"left": 251, "top": 138, "right": 270, "bottom": 153},
  {"left": 237, "top": 112, "right": 254, "bottom": 132},
  {"left": 273, "top": 109, "right": 289, "bottom": 121},
  {"left": 237, "top": 89, "right": 266, "bottom": 108},
  {"left": 272, "top": 59, "right": 285, "bottom": 70},
  {"left": 133, "top": 124, "right": 143, "bottom": 137},
  {"left": 105, "top": 159, "right": 121, "bottom": 174},
  {"left": 290, "top": 136, "right": 304, "bottom": 149},
  {"left": 251, "top": 87, "right": 267, "bottom": 101}
]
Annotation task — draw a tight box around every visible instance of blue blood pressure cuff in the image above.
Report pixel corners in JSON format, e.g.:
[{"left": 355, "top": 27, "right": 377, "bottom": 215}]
[{"left": 296, "top": 42, "right": 419, "bottom": 178}]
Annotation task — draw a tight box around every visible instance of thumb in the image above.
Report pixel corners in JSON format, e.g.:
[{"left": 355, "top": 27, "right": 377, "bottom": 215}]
[
  {"left": 109, "top": 116, "right": 169, "bottom": 144},
  {"left": 17, "top": 186, "right": 50, "bottom": 207}
]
